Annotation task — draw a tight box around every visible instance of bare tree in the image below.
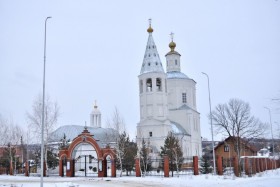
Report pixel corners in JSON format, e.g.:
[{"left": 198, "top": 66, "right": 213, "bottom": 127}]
[
  {"left": 0, "top": 115, "right": 9, "bottom": 146},
  {"left": 0, "top": 115, "right": 24, "bottom": 174},
  {"left": 106, "top": 106, "right": 126, "bottom": 134},
  {"left": 0, "top": 115, "right": 23, "bottom": 146},
  {"left": 116, "top": 132, "right": 127, "bottom": 177},
  {"left": 106, "top": 107, "right": 126, "bottom": 177},
  {"left": 26, "top": 94, "right": 59, "bottom": 172},
  {"left": 211, "top": 98, "right": 267, "bottom": 163}
]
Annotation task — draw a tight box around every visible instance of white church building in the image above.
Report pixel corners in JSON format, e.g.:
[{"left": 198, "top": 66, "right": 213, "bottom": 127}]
[{"left": 137, "top": 22, "right": 202, "bottom": 157}]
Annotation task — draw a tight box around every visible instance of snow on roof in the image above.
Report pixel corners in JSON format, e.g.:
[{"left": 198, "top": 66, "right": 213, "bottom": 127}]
[
  {"left": 49, "top": 125, "right": 118, "bottom": 147},
  {"left": 166, "top": 71, "right": 189, "bottom": 79}
]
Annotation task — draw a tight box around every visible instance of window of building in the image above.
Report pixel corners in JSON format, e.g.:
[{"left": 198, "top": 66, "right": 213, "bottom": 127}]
[
  {"left": 175, "top": 59, "right": 178, "bottom": 65},
  {"left": 146, "top": 78, "right": 152, "bottom": 92},
  {"left": 182, "top": 93, "right": 187, "bottom": 103},
  {"left": 156, "top": 78, "right": 162, "bottom": 91},
  {"left": 148, "top": 62, "right": 150, "bottom": 66},
  {"left": 224, "top": 145, "right": 229, "bottom": 152},
  {"left": 149, "top": 131, "right": 152, "bottom": 137}
]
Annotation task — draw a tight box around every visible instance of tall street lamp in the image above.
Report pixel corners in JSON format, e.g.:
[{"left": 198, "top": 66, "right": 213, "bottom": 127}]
[
  {"left": 41, "top": 16, "right": 51, "bottom": 187},
  {"left": 202, "top": 72, "right": 216, "bottom": 174},
  {"left": 264, "top": 107, "right": 275, "bottom": 157}
]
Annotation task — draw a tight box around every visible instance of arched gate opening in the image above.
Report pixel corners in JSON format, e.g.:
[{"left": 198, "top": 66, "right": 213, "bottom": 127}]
[{"left": 59, "top": 127, "right": 116, "bottom": 177}]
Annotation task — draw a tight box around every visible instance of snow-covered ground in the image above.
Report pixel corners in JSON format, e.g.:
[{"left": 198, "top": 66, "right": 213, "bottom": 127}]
[{"left": 0, "top": 169, "right": 280, "bottom": 187}]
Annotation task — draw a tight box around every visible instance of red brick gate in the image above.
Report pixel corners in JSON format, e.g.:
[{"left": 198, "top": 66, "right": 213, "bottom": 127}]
[{"left": 58, "top": 127, "right": 116, "bottom": 177}]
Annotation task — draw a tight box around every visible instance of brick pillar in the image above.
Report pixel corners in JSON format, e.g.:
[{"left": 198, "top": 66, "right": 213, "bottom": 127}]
[
  {"left": 111, "top": 158, "right": 116, "bottom": 177},
  {"left": 9, "top": 161, "right": 13, "bottom": 175},
  {"left": 43, "top": 161, "right": 46, "bottom": 176},
  {"left": 193, "top": 156, "right": 199, "bottom": 175},
  {"left": 135, "top": 158, "right": 141, "bottom": 177},
  {"left": 71, "top": 159, "right": 75, "bottom": 177},
  {"left": 245, "top": 157, "right": 249, "bottom": 175},
  {"left": 59, "top": 159, "right": 63, "bottom": 177},
  {"left": 164, "top": 156, "right": 169, "bottom": 177},
  {"left": 25, "top": 161, "right": 29, "bottom": 177},
  {"left": 233, "top": 156, "right": 239, "bottom": 177},
  {"left": 216, "top": 156, "right": 223, "bottom": 176},
  {"left": 103, "top": 159, "right": 107, "bottom": 177},
  {"left": 252, "top": 158, "right": 256, "bottom": 174}
]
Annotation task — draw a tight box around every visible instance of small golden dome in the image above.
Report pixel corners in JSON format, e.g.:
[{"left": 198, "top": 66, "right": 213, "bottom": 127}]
[
  {"left": 147, "top": 26, "right": 153, "bottom": 33},
  {"left": 169, "top": 41, "right": 176, "bottom": 51},
  {"left": 147, "top": 18, "right": 153, "bottom": 33}
]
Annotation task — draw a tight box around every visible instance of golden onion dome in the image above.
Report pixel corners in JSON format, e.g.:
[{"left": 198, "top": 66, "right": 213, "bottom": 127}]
[
  {"left": 169, "top": 41, "right": 176, "bottom": 51},
  {"left": 147, "top": 18, "right": 153, "bottom": 33},
  {"left": 147, "top": 26, "right": 153, "bottom": 33}
]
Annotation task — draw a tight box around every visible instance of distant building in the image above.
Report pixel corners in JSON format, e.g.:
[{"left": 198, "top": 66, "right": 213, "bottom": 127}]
[
  {"left": 257, "top": 148, "right": 270, "bottom": 157},
  {"left": 49, "top": 102, "right": 118, "bottom": 149},
  {"left": 137, "top": 21, "right": 202, "bottom": 157},
  {"left": 90, "top": 101, "right": 101, "bottom": 128},
  {"left": 214, "top": 136, "right": 257, "bottom": 159}
]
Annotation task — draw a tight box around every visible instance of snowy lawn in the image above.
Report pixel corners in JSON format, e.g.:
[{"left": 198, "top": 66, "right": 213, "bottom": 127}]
[{"left": 0, "top": 169, "right": 280, "bottom": 187}]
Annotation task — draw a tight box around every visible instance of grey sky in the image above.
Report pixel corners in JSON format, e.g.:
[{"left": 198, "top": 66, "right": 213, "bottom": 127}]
[{"left": 1, "top": 0, "right": 279, "bottom": 141}]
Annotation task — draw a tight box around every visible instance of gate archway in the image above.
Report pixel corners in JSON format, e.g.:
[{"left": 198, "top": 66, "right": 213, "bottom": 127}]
[{"left": 59, "top": 127, "right": 116, "bottom": 177}]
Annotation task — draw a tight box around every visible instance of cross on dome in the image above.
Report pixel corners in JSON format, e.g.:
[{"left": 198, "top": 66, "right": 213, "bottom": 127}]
[
  {"left": 147, "top": 18, "right": 153, "bottom": 33},
  {"left": 169, "top": 32, "right": 176, "bottom": 52},
  {"left": 170, "top": 32, "right": 174, "bottom": 42}
]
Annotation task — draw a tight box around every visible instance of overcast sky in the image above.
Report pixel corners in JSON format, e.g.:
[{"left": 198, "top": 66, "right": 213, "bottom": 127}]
[{"left": 1, "top": 0, "right": 280, "bottom": 141}]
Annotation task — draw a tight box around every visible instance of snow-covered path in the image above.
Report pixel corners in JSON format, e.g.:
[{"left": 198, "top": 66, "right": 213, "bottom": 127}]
[{"left": 0, "top": 170, "right": 279, "bottom": 187}]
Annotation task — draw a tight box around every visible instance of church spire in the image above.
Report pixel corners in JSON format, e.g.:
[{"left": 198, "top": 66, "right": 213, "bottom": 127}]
[{"left": 140, "top": 19, "right": 164, "bottom": 74}]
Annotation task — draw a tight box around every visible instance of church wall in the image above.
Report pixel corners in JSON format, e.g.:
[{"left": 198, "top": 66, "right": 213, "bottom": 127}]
[
  {"left": 137, "top": 120, "right": 172, "bottom": 153},
  {"left": 167, "top": 79, "right": 197, "bottom": 110},
  {"left": 189, "top": 112, "right": 202, "bottom": 157},
  {"left": 166, "top": 53, "right": 181, "bottom": 72}
]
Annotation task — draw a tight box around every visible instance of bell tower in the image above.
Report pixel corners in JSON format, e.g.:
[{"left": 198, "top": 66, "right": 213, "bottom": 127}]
[
  {"left": 138, "top": 19, "right": 168, "bottom": 122},
  {"left": 137, "top": 20, "right": 170, "bottom": 150},
  {"left": 90, "top": 101, "right": 101, "bottom": 128}
]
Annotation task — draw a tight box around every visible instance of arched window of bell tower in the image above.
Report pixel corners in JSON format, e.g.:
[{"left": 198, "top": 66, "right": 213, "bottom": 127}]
[
  {"left": 156, "top": 78, "right": 162, "bottom": 91},
  {"left": 146, "top": 78, "right": 152, "bottom": 92}
]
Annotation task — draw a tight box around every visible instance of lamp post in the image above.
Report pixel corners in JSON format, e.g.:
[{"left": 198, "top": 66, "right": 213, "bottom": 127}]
[
  {"left": 41, "top": 16, "right": 51, "bottom": 187},
  {"left": 202, "top": 72, "right": 216, "bottom": 174},
  {"left": 264, "top": 107, "right": 275, "bottom": 157}
]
